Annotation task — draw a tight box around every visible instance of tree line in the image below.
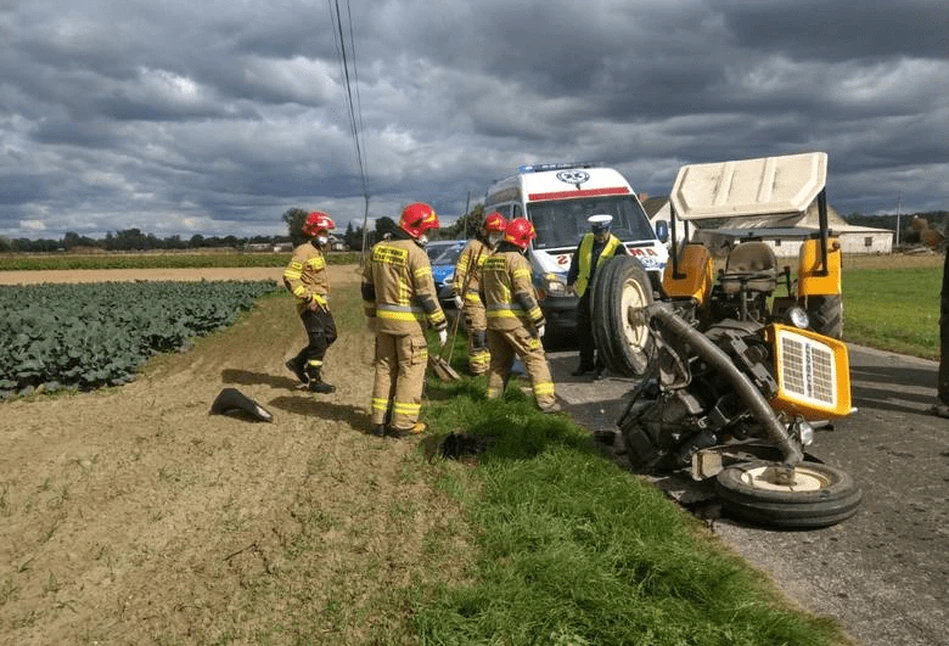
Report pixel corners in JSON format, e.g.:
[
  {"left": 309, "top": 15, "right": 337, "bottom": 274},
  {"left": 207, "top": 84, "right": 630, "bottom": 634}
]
[{"left": 4, "top": 205, "right": 941, "bottom": 254}]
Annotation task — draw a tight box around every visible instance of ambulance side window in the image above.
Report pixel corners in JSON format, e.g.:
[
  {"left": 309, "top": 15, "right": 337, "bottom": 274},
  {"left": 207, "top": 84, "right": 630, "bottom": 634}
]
[
  {"left": 513, "top": 204, "right": 523, "bottom": 219},
  {"left": 492, "top": 204, "right": 512, "bottom": 219}
]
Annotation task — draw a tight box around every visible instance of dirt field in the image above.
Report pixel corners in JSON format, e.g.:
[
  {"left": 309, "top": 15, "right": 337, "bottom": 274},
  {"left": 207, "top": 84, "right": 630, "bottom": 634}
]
[{"left": 0, "top": 266, "right": 469, "bottom": 644}]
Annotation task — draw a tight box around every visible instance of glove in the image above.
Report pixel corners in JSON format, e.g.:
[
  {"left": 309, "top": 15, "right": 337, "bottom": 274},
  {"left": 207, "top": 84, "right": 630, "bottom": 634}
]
[
  {"left": 453, "top": 294, "right": 464, "bottom": 310},
  {"left": 366, "top": 318, "right": 377, "bottom": 334},
  {"left": 438, "top": 328, "right": 448, "bottom": 347},
  {"left": 535, "top": 324, "right": 545, "bottom": 339},
  {"left": 310, "top": 294, "right": 328, "bottom": 311}
]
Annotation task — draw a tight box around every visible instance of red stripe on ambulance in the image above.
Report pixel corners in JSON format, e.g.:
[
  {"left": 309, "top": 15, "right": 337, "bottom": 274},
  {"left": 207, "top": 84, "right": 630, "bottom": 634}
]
[{"left": 527, "top": 187, "right": 631, "bottom": 201}]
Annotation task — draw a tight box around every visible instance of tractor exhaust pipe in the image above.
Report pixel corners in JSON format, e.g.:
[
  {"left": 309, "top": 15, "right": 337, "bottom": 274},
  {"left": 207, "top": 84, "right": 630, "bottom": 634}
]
[{"left": 648, "top": 303, "right": 804, "bottom": 466}]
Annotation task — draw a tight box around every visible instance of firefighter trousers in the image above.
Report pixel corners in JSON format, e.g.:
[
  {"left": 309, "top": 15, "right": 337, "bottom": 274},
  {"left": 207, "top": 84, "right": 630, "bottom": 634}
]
[
  {"left": 293, "top": 307, "right": 338, "bottom": 380},
  {"left": 463, "top": 299, "right": 490, "bottom": 375},
  {"left": 485, "top": 326, "right": 556, "bottom": 408},
  {"left": 371, "top": 331, "right": 429, "bottom": 430}
]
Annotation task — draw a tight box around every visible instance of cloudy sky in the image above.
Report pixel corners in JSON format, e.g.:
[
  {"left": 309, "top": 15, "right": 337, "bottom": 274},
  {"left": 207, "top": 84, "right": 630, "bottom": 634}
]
[{"left": 1, "top": 0, "right": 945, "bottom": 239}]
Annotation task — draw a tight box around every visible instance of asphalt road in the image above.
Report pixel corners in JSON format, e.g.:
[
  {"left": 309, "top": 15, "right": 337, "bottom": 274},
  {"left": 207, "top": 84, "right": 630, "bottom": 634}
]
[{"left": 547, "top": 344, "right": 949, "bottom": 646}]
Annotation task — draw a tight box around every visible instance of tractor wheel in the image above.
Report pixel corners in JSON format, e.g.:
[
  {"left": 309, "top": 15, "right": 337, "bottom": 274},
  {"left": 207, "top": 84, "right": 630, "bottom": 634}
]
[
  {"left": 715, "top": 460, "right": 862, "bottom": 529},
  {"left": 805, "top": 294, "right": 843, "bottom": 339},
  {"left": 591, "top": 256, "right": 654, "bottom": 377}
]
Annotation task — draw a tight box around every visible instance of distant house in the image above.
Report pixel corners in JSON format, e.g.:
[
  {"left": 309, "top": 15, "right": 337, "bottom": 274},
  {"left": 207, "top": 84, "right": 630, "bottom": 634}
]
[
  {"left": 328, "top": 235, "right": 349, "bottom": 252},
  {"left": 646, "top": 196, "right": 893, "bottom": 257}
]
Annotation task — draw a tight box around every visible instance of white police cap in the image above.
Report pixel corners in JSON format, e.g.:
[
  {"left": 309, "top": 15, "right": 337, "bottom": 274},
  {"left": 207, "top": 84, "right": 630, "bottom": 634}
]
[{"left": 588, "top": 214, "right": 613, "bottom": 229}]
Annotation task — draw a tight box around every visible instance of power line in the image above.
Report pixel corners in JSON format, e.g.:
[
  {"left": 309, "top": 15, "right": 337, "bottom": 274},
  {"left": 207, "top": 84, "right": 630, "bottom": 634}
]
[{"left": 328, "top": 0, "right": 369, "bottom": 198}]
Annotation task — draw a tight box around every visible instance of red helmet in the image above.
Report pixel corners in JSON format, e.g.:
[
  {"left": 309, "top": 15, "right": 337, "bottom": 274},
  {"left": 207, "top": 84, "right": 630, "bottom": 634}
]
[
  {"left": 504, "top": 218, "right": 536, "bottom": 250},
  {"left": 303, "top": 211, "right": 336, "bottom": 237},
  {"left": 483, "top": 211, "right": 507, "bottom": 233},
  {"left": 399, "top": 202, "right": 440, "bottom": 239}
]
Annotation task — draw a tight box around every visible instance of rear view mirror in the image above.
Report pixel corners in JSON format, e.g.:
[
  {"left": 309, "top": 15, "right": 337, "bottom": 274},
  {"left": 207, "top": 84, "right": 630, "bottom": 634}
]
[{"left": 655, "top": 220, "right": 669, "bottom": 243}]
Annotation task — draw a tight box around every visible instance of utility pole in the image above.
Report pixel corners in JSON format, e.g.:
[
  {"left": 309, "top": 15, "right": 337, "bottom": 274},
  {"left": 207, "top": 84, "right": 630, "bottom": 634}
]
[
  {"left": 462, "top": 191, "right": 471, "bottom": 238},
  {"left": 896, "top": 191, "right": 902, "bottom": 248}
]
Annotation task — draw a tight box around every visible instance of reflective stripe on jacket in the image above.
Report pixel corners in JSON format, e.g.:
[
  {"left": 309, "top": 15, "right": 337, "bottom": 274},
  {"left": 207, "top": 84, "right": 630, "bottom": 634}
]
[
  {"left": 453, "top": 238, "right": 489, "bottom": 297},
  {"left": 283, "top": 242, "right": 329, "bottom": 310},
  {"left": 575, "top": 233, "right": 622, "bottom": 297},
  {"left": 482, "top": 251, "right": 544, "bottom": 331},
  {"left": 362, "top": 238, "right": 447, "bottom": 335}
]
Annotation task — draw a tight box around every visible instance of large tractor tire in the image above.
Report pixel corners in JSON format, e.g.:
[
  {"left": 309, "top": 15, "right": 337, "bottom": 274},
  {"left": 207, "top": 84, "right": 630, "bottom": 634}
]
[
  {"left": 715, "top": 460, "right": 862, "bottom": 529},
  {"left": 804, "top": 294, "right": 843, "bottom": 339},
  {"left": 591, "top": 256, "right": 655, "bottom": 377}
]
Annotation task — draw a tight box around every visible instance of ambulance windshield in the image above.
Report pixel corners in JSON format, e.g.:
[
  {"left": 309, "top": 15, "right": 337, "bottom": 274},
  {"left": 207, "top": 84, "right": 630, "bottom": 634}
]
[{"left": 528, "top": 195, "right": 655, "bottom": 249}]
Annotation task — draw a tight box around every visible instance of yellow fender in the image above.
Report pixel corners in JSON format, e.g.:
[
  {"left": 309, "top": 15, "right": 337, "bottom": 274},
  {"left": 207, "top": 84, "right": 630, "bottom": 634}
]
[
  {"left": 662, "top": 243, "right": 714, "bottom": 306},
  {"left": 797, "top": 237, "right": 842, "bottom": 297}
]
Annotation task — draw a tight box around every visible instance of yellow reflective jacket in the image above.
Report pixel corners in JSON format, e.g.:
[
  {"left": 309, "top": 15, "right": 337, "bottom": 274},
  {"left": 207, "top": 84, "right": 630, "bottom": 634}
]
[
  {"left": 362, "top": 238, "right": 447, "bottom": 335},
  {"left": 283, "top": 242, "right": 329, "bottom": 311},
  {"left": 482, "top": 249, "right": 544, "bottom": 331},
  {"left": 453, "top": 238, "right": 490, "bottom": 305},
  {"left": 574, "top": 233, "right": 623, "bottom": 297}
]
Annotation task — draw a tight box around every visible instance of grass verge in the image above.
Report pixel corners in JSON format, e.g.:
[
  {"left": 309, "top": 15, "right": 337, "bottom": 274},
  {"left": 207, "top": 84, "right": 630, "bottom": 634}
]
[{"left": 406, "top": 363, "right": 846, "bottom": 645}]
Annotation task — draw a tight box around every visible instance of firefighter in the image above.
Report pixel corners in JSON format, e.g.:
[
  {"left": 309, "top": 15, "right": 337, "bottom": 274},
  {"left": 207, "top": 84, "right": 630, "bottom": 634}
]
[
  {"left": 452, "top": 211, "right": 508, "bottom": 375},
  {"left": 283, "top": 211, "right": 339, "bottom": 394},
  {"left": 362, "top": 202, "right": 449, "bottom": 438},
  {"left": 566, "top": 214, "right": 629, "bottom": 378},
  {"left": 482, "top": 217, "right": 560, "bottom": 413}
]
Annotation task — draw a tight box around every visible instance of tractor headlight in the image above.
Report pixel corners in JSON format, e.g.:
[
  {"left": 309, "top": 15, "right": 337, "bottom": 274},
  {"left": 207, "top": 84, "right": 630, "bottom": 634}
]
[
  {"left": 786, "top": 306, "right": 810, "bottom": 329},
  {"left": 545, "top": 274, "right": 567, "bottom": 295}
]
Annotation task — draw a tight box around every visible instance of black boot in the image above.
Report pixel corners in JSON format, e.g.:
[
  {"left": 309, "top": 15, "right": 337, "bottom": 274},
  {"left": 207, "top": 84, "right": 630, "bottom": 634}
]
[
  {"left": 306, "top": 367, "right": 336, "bottom": 394},
  {"left": 571, "top": 363, "right": 595, "bottom": 377},
  {"left": 286, "top": 357, "right": 308, "bottom": 384}
]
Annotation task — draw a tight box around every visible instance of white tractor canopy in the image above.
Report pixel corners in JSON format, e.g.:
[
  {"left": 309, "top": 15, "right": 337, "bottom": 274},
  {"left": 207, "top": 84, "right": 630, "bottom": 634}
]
[{"left": 670, "top": 152, "right": 828, "bottom": 222}]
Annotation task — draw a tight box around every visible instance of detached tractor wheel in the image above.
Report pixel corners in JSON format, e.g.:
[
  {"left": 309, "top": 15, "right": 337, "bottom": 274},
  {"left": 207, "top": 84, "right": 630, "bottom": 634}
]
[
  {"left": 804, "top": 294, "right": 843, "bottom": 339},
  {"left": 715, "top": 460, "right": 862, "bottom": 529},
  {"left": 591, "top": 256, "right": 654, "bottom": 377}
]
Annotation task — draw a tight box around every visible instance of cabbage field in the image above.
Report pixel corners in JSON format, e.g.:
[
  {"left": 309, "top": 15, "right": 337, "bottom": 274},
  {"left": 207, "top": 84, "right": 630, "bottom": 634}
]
[{"left": 0, "top": 280, "right": 279, "bottom": 398}]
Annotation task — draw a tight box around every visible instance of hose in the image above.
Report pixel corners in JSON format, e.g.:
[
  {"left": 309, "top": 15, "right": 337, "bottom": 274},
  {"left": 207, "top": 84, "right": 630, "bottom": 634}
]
[{"left": 648, "top": 303, "right": 803, "bottom": 466}]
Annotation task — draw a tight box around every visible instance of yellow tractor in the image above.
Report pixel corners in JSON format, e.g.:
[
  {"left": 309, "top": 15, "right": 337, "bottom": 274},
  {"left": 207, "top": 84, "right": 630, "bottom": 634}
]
[{"left": 592, "top": 152, "right": 860, "bottom": 529}]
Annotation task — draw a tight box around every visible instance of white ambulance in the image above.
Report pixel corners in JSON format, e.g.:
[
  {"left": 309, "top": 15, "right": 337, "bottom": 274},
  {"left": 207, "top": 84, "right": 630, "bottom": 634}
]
[{"left": 483, "top": 162, "right": 668, "bottom": 339}]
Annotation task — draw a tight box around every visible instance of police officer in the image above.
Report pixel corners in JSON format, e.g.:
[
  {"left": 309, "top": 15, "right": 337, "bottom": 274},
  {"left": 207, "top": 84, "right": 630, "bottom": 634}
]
[
  {"left": 452, "top": 211, "right": 507, "bottom": 375},
  {"left": 566, "top": 214, "right": 629, "bottom": 378},
  {"left": 283, "top": 211, "right": 339, "bottom": 394},
  {"left": 362, "top": 202, "right": 449, "bottom": 438},
  {"left": 482, "top": 217, "right": 560, "bottom": 413}
]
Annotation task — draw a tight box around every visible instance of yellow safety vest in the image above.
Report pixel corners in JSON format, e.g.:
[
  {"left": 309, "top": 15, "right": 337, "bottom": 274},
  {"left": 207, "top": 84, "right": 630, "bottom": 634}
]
[{"left": 575, "top": 233, "right": 622, "bottom": 297}]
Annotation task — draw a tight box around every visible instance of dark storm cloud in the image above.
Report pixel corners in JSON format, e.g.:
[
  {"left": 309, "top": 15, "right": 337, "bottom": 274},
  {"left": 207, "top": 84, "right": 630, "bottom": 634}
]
[{"left": 0, "top": 0, "right": 946, "bottom": 239}]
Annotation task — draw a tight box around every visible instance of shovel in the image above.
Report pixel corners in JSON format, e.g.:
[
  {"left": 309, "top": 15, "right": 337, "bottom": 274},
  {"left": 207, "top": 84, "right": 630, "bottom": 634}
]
[{"left": 429, "top": 309, "right": 463, "bottom": 382}]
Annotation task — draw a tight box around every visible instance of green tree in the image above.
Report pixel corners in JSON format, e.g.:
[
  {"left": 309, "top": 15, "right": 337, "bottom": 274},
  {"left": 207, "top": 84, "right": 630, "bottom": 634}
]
[
  {"left": 343, "top": 221, "right": 364, "bottom": 251},
  {"left": 282, "top": 207, "right": 309, "bottom": 246},
  {"left": 375, "top": 216, "right": 398, "bottom": 238},
  {"left": 446, "top": 203, "right": 485, "bottom": 239},
  {"left": 0, "top": 235, "right": 11, "bottom": 252}
]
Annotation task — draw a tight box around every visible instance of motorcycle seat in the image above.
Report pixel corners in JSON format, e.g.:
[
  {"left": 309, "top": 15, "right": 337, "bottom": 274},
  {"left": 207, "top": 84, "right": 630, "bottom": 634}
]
[{"left": 720, "top": 241, "right": 777, "bottom": 294}]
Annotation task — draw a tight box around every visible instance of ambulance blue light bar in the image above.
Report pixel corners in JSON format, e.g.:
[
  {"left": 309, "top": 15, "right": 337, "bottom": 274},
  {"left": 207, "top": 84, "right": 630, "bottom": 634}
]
[{"left": 517, "top": 162, "right": 602, "bottom": 173}]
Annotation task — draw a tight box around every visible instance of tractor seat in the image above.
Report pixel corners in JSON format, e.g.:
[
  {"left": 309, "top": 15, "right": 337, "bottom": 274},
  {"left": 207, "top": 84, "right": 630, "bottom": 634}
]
[{"left": 720, "top": 241, "right": 778, "bottom": 294}]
